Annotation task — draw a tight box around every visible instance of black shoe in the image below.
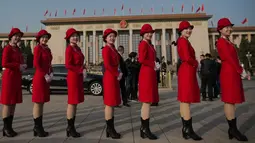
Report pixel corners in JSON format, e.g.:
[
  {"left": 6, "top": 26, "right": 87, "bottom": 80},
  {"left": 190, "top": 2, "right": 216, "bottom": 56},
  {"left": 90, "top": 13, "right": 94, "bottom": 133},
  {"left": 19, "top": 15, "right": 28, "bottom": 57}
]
[
  {"left": 2, "top": 116, "right": 17, "bottom": 137},
  {"left": 140, "top": 118, "right": 157, "bottom": 140},
  {"left": 66, "top": 116, "right": 80, "bottom": 138},
  {"left": 227, "top": 118, "right": 248, "bottom": 141},
  {"left": 123, "top": 103, "right": 130, "bottom": 107},
  {"left": 33, "top": 116, "right": 49, "bottom": 137},
  {"left": 181, "top": 117, "right": 202, "bottom": 141},
  {"left": 208, "top": 98, "right": 213, "bottom": 101},
  {"left": 106, "top": 117, "right": 121, "bottom": 139},
  {"left": 202, "top": 98, "right": 206, "bottom": 101},
  {"left": 151, "top": 103, "right": 159, "bottom": 106},
  {"left": 9, "top": 115, "right": 18, "bottom": 136}
]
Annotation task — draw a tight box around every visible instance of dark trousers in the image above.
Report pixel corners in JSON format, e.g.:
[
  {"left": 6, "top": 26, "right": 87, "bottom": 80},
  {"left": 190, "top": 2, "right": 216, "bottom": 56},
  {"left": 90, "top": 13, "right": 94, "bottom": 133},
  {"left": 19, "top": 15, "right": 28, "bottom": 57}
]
[
  {"left": 120, "top": 78, "right": 128, "bottom": 104},
  {"left": 212, "top": 75, "right": 220, "bottom": 97},
  {"left": 201, "top": 74, "right": 213, "bottom": 99},
  {"left": 126, "top": 75, "right": 138, "bottom": 100}
]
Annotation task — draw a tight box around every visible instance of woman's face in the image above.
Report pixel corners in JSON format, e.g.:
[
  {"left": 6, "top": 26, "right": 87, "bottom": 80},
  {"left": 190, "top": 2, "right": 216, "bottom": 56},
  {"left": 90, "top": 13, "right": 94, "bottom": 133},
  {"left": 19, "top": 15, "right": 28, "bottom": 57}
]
[
  {"left": 143, "top": 32, "right": 153, "bottom": 41},
  {"left": 106, "top": 33, "right": 116, "bottom": 45},
  {"left": 69, "top": 33, "right": 80, "bottom": 44},
  {"left": 10, "top": 33, "right": 22, "bottom": 45},
  {"left": 220, "top": 26, "right": 233, "bottom": 37},
  {"left": 181, "top": 27, "right": 193, "bottom": 38},
  {"left": 39, "top": 35, "right": 49, "bottom": 45}
]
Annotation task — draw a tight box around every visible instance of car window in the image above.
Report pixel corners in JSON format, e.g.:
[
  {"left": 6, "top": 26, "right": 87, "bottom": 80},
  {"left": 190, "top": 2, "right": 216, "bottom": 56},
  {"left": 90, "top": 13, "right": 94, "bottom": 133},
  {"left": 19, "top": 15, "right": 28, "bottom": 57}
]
[{"left": 52, "top": 66, "right": 67, "bottom": 74}]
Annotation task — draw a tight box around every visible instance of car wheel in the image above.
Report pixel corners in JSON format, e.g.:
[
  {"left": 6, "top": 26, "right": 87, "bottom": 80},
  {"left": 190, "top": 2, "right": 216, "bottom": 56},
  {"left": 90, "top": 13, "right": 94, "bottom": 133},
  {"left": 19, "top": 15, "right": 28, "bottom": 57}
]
[
  {"left": 89, "top": 81, "right": 102, "bottom": 96},
  {"left": 28, "top": 82, "right": 33, "bottom": 94}
]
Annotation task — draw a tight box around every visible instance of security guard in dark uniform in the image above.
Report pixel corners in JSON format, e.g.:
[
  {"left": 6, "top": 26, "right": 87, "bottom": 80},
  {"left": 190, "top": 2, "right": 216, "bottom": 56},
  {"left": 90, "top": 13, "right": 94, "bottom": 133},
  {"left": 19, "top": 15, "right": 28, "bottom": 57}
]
[{"left": 200, "top": 53, "right": 214, "bottom": 101}]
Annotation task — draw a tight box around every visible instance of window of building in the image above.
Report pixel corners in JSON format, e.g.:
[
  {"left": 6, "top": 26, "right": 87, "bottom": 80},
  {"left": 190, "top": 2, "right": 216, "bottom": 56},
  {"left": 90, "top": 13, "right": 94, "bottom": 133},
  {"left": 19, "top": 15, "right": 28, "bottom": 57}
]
[
  {"left": 88, "top": 34, "right": 93, "bottom": 64},
  {"left": 166, "top": 30, "right": 172, "bottom": 63},
  {"left": 155, "top": 31, "right": 162, "bottom": 59},
  {"left": 98, "top": 34, "right": 103, "bottom": 63},
  {"left": 118, "top": 31, "right": 129, "bottom": 60},
  {"left": 132, "top": 31, "right": 141, "bottom": 53}
]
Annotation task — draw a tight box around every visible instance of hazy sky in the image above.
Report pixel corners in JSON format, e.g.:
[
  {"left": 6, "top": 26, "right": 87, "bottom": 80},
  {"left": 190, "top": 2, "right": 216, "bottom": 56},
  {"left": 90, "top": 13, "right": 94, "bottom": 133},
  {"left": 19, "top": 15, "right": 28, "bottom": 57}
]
[{"left": 0, "top": 0, "right": 254, "bottom": 33}]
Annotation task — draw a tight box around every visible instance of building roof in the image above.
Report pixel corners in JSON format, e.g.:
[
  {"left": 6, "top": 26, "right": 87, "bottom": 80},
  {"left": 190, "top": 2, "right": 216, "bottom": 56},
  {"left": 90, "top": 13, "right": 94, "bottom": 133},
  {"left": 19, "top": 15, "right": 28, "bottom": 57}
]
[
  {"left": 0, "top": 32, "right": 36, "bottom": 38},
  {"left": 41, "top": 13, "right": 212, "bottom": 25},
  {"left": 208, "top": 26, "right": 255, "bottom": 32}
]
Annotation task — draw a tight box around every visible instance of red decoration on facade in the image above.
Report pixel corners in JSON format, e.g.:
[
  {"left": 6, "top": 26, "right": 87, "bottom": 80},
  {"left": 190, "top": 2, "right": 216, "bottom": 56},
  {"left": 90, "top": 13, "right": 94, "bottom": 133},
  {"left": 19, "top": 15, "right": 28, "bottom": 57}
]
[{"left": 120, "top": 20, "right": 128, "bottom": 28}]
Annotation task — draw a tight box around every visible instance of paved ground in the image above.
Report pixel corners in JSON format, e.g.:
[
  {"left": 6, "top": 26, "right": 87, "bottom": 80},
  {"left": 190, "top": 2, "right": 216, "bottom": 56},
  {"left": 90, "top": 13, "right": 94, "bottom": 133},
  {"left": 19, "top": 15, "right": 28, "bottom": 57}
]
[{"left": 0, "top": 80, "right": 255, "bottom": 143}]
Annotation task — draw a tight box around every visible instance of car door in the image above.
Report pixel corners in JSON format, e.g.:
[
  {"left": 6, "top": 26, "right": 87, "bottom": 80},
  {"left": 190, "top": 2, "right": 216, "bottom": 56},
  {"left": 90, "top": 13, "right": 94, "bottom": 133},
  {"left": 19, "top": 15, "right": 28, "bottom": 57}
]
[{"left": 50, "top": 66, "right": 68, "bottom": 90}]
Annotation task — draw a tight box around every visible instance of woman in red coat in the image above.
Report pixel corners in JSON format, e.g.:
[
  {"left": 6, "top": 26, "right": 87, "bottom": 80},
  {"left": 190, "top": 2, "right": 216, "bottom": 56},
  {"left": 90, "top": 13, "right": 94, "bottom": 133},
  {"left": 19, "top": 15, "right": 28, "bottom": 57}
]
[
  {"left": 32, "top": 29, "right": 52, "bottom": 137},
  {"left": 1, "top": 28, "right": 27, "bottom": 137},
  {"left": 138, "top": 24, "right": 159, "bottom": 140},
  {"left": 102, "top": 28, "right": 122, "bottom": 139},
  {"left": 65, "top": 28, "right": 86, "bottom": 138},
  {"left": 216, "top": 18, "right": 248, "bottom": 141},
  {"left": 177, "top": 21, "right": 202, "bottom": 141}
]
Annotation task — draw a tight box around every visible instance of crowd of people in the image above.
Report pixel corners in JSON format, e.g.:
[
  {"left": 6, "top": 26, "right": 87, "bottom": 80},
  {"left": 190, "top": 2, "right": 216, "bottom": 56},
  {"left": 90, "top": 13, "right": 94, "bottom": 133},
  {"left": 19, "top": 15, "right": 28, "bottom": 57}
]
[{"left": 0, "top": 17, "right": 248, "bottom": 142}]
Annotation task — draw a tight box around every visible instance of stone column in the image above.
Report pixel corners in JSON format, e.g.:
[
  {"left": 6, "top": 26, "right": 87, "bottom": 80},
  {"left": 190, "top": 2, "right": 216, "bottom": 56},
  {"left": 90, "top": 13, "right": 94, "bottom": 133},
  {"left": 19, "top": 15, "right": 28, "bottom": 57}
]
[
  {"left": 83, "top": 30, "right": 86, "bottom": 64},
  {"left": 152, "top": 34, "right": 156, "bottom": 46},
  {"left": 93, "top": 30, "right": 96, "bottom": 64},
  {"left": 161, "top": 28, "right": 167, "bottom": 61},
  {"left": 172, "top": 28, "right": 177, "bottom": 63},
  {"left": 212, "top": 34, "right": 216, "bottom": 49},
  {"left": 129, "top": 29, "right": 133, "bottom": 53},
  {"left": 95, "top": 35, "right": 99, "bottom": 64}
]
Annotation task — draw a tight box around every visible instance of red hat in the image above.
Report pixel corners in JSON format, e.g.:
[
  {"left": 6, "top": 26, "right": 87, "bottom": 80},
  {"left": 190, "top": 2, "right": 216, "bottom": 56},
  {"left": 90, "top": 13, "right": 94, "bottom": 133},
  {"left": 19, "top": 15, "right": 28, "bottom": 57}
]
[
  {"left": 65, "top": 28, "right": 79, "bottom": 39},
  {"left": 36, "top": 30, "right": 51, "bottom": 42},
  {"left": 178, "top": 21, "right": 194, "bottom": 32},
  {"left": 103, "top": 28, "right": 117, "bottom": 42},
  {"left": 217, "top": 18, "right": 234, "bottom": 31},
  {"left": 140, "top": 24, "right": 155, "bottom": 36},
  {"left": 8, "top": 28, "right": 24, "bottom": 39}
]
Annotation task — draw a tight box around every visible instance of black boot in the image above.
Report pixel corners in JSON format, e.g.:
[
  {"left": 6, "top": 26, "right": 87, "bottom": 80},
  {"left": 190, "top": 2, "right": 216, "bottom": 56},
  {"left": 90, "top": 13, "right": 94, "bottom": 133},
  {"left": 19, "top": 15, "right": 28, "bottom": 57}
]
[
  {"left": 182, "top": 117, "right": 202, "bottom": 141},
  {"left": 227, "top": 118, "right": 248, "bottom": 141},
  {"left": 140, "top": 118, "right": 157, "bottom": 140},
  {"left": 66, "top": 117, "right": 80, "bottom": 138},
  {"left": 2, "top": 116, "right": 16, "bottom": 137},
  {"left": 9, "top": 115, "right": 18, "bottom": 136},
  {"left": 33, "top": 116, "right": 49, "bottom": 137},
  {"left": 106, "top": 117, "right": 121, "bottom": 139}
]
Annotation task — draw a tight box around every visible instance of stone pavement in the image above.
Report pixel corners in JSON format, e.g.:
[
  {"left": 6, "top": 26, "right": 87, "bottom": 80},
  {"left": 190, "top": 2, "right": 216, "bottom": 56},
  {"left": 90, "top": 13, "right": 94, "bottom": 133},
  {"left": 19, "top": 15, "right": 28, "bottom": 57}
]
[{"left": 0, "top": 80, "right": 255, "bottom": 143}]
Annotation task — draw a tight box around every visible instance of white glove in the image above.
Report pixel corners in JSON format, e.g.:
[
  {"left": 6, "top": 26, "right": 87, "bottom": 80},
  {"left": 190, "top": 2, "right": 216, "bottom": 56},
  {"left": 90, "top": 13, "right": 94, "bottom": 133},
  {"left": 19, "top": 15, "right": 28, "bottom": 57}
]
[
  {"left": 154, "top": 62, "right": 160, "bottom": 71},
  {"left": 44, "top": 74, "right": 51, "bottom": 83},
  {"left": 117, "top": 72, "right": 123, "bottom": 81},
  {"left": 83, "top": 69, "right": 87, "bottom": 79},
  {"left": 49, "top": 72, "right": 53, "bottom": 79}
]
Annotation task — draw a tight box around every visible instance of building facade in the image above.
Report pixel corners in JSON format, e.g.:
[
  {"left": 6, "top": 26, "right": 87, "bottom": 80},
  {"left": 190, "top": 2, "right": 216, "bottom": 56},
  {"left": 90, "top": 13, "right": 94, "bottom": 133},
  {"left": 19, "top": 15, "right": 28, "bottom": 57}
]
[{"left": 0, "top": 13, "right": 255, "bottom": 65}]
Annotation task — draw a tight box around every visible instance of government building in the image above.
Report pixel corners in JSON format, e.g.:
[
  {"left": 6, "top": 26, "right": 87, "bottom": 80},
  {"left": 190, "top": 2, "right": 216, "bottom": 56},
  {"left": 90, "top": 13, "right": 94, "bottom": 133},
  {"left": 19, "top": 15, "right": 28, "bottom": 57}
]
[{"left": 0, "top": 13, "right": 255, "bottom": 65}]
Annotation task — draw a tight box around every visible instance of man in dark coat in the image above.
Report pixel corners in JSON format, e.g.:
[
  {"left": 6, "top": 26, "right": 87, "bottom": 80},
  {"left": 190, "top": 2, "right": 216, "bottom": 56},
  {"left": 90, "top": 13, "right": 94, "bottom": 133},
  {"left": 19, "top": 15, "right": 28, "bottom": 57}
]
[
  {"left": 200, "top": 53, "right": 214, "bottom": 101},
  {"left": 117, "top": 46, "right": 130, "bottom": 107}
]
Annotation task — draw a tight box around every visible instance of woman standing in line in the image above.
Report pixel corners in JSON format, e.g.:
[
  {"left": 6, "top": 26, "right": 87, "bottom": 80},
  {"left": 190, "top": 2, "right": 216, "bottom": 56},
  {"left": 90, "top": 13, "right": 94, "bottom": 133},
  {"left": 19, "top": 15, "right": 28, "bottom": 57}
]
[
  {"left": 138, "top": 24, "right": 159, "bottom": 140},
  {"left": 65, "top": 28, "right": 86, "bottom": 138},
  {"left": 177, "top": 21, "right": 202, "bottom": 141},
  {"left": 32, "top": 29, "right": 53, "bottom": 137},
  {"left": 102, "top": 28, "right": 122, "bottom": 139},
  {"left": 216, "top": 18, "right": 248, "bottom": 141},
  {"left": 1, "top": 28, "right": 27, "bottom": 137}
]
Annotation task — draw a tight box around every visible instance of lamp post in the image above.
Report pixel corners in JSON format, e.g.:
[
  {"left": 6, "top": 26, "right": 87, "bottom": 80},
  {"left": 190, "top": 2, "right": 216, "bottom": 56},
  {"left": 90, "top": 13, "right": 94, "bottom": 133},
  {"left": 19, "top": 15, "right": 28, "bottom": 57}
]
[{"left": 246, "top": 51, "right": 252, "bottom": 68}]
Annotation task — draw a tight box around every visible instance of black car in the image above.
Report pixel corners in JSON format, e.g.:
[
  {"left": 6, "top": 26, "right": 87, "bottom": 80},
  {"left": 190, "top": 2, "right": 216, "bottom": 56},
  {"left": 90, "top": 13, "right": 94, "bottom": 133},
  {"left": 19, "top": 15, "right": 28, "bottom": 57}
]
[{"left": 22, "top": 64, "right": 103, "bottom": 96}]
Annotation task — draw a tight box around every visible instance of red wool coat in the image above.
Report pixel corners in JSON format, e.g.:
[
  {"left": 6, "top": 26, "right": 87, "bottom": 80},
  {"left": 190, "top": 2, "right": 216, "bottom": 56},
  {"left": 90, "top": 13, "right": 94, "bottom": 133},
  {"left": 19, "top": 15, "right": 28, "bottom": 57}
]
[
  {"left": 32, "top": 45, "right": 52, "bottom": 103},
  {"left": 217, "top": 38, "right": 245, "bottom": 104},
  {"left": 65, "top": 45, "right": 85, "bottom": 104},
  {"left": 1, "top": 45, "right": 24, "bottom": 105},
  {"left": 138, "top": 40, "right": 159, "bottom": 103},
  {"left": 177, "top": 37, "right": 200, "bottom": 103},
  {"left": 102, "top": 45, "right": 121, "bottom": 106}
]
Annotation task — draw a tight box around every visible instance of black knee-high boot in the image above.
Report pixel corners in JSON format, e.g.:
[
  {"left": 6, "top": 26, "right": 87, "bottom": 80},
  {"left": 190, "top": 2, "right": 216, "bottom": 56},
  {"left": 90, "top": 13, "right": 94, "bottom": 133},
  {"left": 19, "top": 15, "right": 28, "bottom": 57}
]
[
  {"left": 227, "top": 118, "right": 248, "bottom": 141},
  {"left": 181, "top": 117, "right": 202, "bottom": 141},
  {"left": 140, "top": 118, "right": 157, "bottom": 140},
  {"left": 106, "top": 116, "right": 121, "bottom": 139},
  {"left": 9, "top": 115, "right": 17, "bottom": 136},
  {"left": 33, "top": 116, "right": 49, "bottom": 137}
]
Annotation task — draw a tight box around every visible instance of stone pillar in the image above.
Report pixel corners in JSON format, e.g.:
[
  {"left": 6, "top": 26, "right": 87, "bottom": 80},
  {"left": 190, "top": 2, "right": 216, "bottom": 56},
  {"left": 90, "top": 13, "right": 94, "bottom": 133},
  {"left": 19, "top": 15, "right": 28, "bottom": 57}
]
[
  {"left": 93, "top": 30, "right": 96, "bottom": 64},
  {"left": 129, "top": 29, "right": 133, "bottom": 53},
  {"left": 172, "top": 28, "right": 177, "bottom": 64},
  {"left": 83, "top": 30, "right": 86, "bottom": 64},
  {"left": 152, "top": 34, "right": 156, "bottom": 46},
  {"left": 95, "top": 35, "right": 99, "bottom": 64},
  {"left": 85, "top": 31, "right": 89, "bottom": 63},
  {"left": 115, "top": 31, "right": 118, "bottom": 48},
  {"left": 161, "top": 28, "right": 167, "bottom": 61},
  {"left": 248, "top": 33, "right": 251, "bottom": 42},
  {"left": 212, "top": 34, "right": 216, "bottom": 49}
]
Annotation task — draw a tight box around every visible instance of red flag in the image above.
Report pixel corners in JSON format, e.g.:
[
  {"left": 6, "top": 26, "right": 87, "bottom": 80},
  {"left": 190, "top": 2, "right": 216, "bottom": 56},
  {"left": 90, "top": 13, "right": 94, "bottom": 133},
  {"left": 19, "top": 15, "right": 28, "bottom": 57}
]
[
  {"left": 94, "top": 9, "right": 96, "bottom": 15},
  {"left": 114, "top": 8, "right": 116, "bottom": 15},
  {"left": 141, "top": 8, "right": 143, "bottom": 14},
  {"left": 196, "top": 7, "right": 200, "bottom": 13},
  {"left": 161, "top": 5, "right": 164, "bottom": 13},
  {"left": 72, "top": 8, "right": 76, "bottom": 15},
  {"left": 242, "top": 18, "right": 248, "bottom": 24},
  {"left": 121, "top": 4, "right": 124, "bottom": 11},
  {"left": 64, "top": 9, "right": 67, "bottom": 16},
  {"left": 171, "top": 4, "right": 174, "bottom": 13},
  {"left": 201, "top": 4, "right": 204, "bottom": 12},
  {"left": 192, "top": 4, "right": 194, "bottom": 12},
  {"left": 150, "top": 7, "right": 153, "bottom": 13},
  {"left": 83, "top": 9, "right": 86, "bottom": 15},
  {"left": 49, "top": 12, "right": 52, "bottom": 17},
  {"left": 26, "top": 25, "right": 28, "bottom": 32},
  {"left": 102, "top": 8, "right": 105, "bottom": 15},
  {"left": 129, "top": 8, "right": 131, "bottom": 14},
  {"left": 211, "top": 21, "right": 214, "bottom": 27},
  {"left": 181, "top": 4, "right": 184, "bottom": 12},
  {"left": 44, "top": 10, "right": 48, "bottom": 16},
  {"left": 55, "top": 10, "right": 58, "bottom": 17}
]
